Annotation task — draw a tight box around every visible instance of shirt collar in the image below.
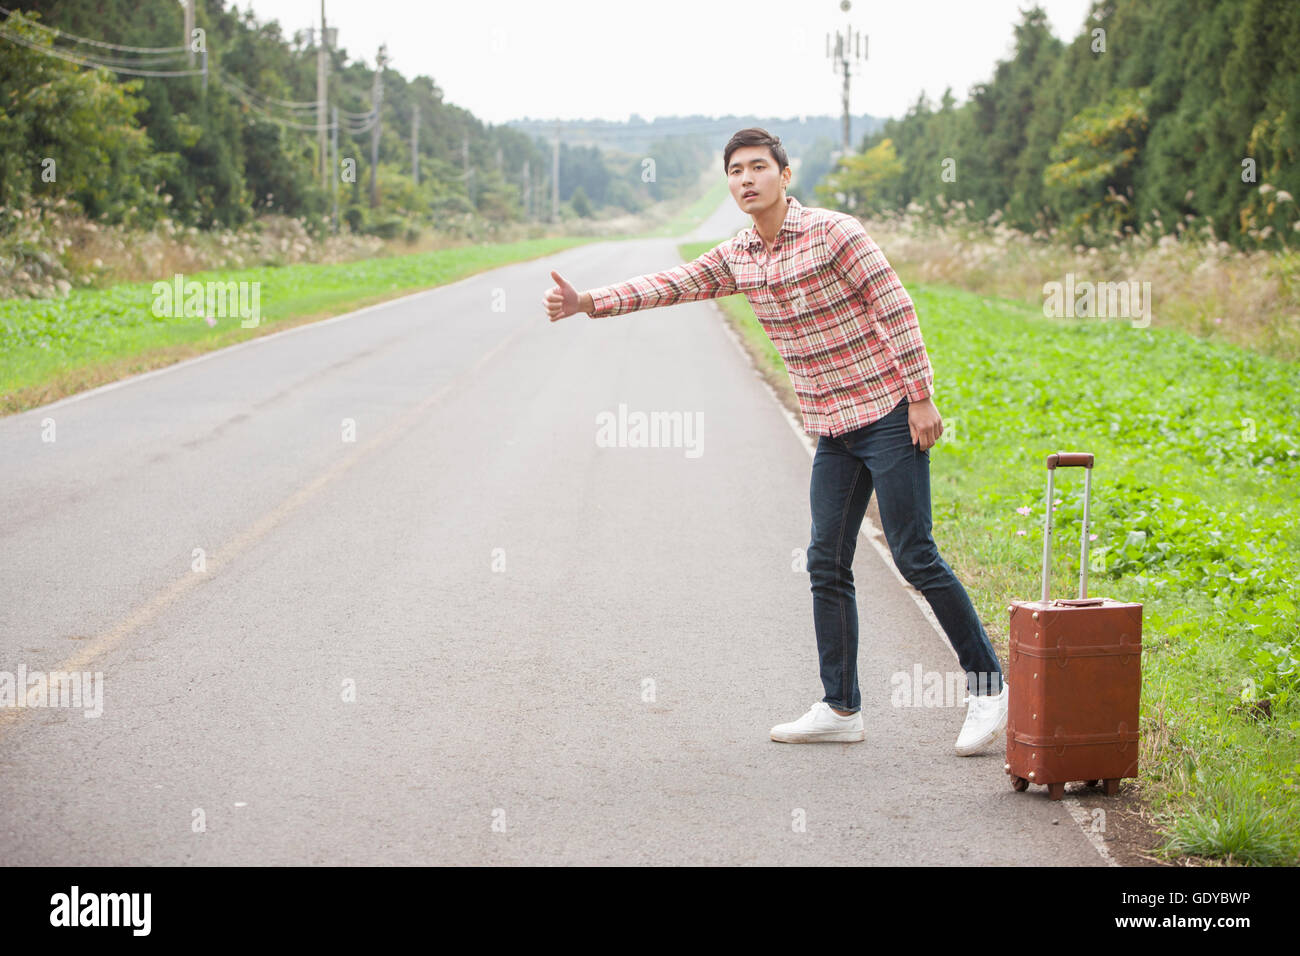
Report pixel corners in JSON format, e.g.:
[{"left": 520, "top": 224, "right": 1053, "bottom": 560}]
[{"left": 744, "top": 195, "right": 804, "bottom": 250}]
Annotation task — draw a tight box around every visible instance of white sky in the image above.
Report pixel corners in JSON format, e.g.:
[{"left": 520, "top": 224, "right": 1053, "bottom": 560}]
[{"left": 237, "top": 0, "right": 1097, "bottom": 125}]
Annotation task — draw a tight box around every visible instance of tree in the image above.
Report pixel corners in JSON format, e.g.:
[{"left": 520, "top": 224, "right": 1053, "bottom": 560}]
[
  {"left": 1044, "top": 86, "right": 1151, "bottom": 242},
  {"left": 814, "top": 138, "right": 904, "bottom": 216},
  {"left": 569, "top": 185, "right": 592, "bottom": 218},
  {"left": 0, "top": 11, "right": 177, "bottom": 226}
]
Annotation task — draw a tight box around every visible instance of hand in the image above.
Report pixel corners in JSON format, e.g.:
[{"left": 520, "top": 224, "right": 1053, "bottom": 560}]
[
  {"left": 907, "top": 397, "right": 943, "bottom": 451},
  {"left": 544, "top": 270, "right": 581, "bottom": 322}
]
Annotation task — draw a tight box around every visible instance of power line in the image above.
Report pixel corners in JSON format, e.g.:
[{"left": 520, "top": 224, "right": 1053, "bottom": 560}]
[
  {"left": 0, "top": 5, "right": 187, "bottom": 52},
  {"left": 342, "top": 111, "right": 378, "bottom": 134},
  {"left": 0, "top": 15, "right": 372, "bottom": 135},
  {"left": 4, "top": 7, "right": 679, "bottom": 195},
  {"left": 0, "top": 21, "right": 204, "bottom": 76},
  {"left": 211, "top": 65, "right": 378, "bottom": 132},
  {"left": 217, "top": 73, "right": 337, "bottom": 131},
  {"left": 0, "top": 3, "right": 395, "bottom": 181},
  {"left": 215, "top": 71, "right": 380, "bottom": 135},
  {"left": 2, "top": 17, "right": 721, "bottom": 167},
  {"left": 218, "top": 70, "right": 318, "bottom": 110},
  {"left": 39, "top": 47, "right": 190, "bottom": 69}
]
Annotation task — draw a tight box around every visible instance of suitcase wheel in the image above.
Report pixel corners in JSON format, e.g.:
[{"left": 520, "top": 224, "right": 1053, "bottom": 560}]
[{"left": 1010, "top": 776, "right": 1029, "bottom": 792}]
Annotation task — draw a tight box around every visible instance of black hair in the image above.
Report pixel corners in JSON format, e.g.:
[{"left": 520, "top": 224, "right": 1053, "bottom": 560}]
[{"left": 723, "top": 127, "right": 789, "bottom": 175}]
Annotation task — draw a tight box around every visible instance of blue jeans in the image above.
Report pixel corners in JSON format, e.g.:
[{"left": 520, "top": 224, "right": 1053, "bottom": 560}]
[{"left": 807, "top": 397, "right": 1002, "bottom": 713}]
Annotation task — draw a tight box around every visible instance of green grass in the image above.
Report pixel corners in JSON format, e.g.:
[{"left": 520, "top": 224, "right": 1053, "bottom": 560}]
[
  {"left": 682, "top": 240, "right": 1300, "bottom": 866},
  {"left": 0, "top": 236, "right": 597, "bottom": 414}
]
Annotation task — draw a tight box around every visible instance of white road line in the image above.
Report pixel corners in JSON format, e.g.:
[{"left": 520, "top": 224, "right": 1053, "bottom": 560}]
[
  {"left": 1064, "top": 797, "right": 1120, "bottom": 866},
  {"left": 0, "top": 319, "right": 530, "bottom": 739}
]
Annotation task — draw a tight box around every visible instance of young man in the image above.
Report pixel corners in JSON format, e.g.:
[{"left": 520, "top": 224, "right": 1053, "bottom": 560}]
[{"left": 543, "top": 127, "right": 1007, "bottom": 755}]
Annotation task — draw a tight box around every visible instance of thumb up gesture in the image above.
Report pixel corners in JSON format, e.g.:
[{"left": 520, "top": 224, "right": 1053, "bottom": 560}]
[{"left": 544, "top": 270, "right": 583, "bottom": 322}]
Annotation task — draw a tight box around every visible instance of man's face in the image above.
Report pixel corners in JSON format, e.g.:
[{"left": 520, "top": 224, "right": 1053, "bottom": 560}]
[{"left": 727, "top": 146, "right": 789, "bottom": 216}]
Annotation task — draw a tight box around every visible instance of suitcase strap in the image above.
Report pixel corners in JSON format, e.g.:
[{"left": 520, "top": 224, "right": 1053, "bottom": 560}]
[
  {"left": 1010, "top": 639, "right": 1142, "bottom": 660},
  {"left": 1012, "top": 727, "right": 1139, "bottom": 751}
]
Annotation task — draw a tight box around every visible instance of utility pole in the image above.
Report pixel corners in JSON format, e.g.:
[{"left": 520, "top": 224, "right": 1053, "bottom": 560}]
[
  {"left": 331, "top": 104, "right": 339, "bottom": 232},
  {"left": 462, "top": 133, "right": 475, "bottom": 207},
  {"left": 551, "top": 122, "right": 560, "bottom": 223},
  {"left": 317, "top": 1, "right": 329, "bottom": 182},
  {"left": 411, "top": 106, "right": 420, "bottom": 187},
  {"left": 183, "top": 0, "right": 207, "bottom": 90},
  {"left": 826, "top": 0, "right": 867, "bottom": 156},
  {"left": 522, "top": 159, "right": 531, "bottom": 221},
  {"left": 369, "top": 44, "right": 387, "bottom": 208}
]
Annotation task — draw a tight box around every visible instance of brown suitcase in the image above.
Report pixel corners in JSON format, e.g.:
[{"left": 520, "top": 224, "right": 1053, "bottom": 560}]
[{"left": 1005, "top": 452, "right": 1143, "bottom": 801}]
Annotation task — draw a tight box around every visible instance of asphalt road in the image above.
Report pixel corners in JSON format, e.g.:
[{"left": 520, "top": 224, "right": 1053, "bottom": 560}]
[{"left": 0, "top": 201, "right": 1108, "bottom": 865}]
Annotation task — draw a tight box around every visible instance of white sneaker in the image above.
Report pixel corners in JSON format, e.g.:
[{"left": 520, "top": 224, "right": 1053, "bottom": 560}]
[
  {"left": 954, "top": 681, "right": 1009, "bottom": 756},
  {"left": 770, "top": 702, "right": 865, "bottom": 743}
]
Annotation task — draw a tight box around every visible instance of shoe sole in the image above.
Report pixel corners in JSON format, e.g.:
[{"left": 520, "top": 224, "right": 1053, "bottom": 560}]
[
  {"left": 770, "top": 729, "right": 865, "bottom": 743},
  {"left": 953, "top": 708, "right": 1008, "bottom": 756}
]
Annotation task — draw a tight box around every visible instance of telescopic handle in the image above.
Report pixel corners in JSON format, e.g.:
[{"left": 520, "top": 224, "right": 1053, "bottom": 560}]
[{"left": 1040, "top": 452, "right": 1094, "bottom": 603}]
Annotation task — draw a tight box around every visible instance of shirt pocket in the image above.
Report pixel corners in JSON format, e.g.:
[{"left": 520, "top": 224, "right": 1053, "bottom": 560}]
[{"left": 770, "top": 262, "right": 827, "bottom": 317}]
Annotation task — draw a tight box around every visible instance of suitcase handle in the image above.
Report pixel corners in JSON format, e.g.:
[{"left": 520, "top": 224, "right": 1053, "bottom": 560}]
[
  {"left": 1040, "top": 452, "right": 1094, "bottom": 603},
  {"left": 1047, "top": 452, "right": 1094, "bottom": 469}
]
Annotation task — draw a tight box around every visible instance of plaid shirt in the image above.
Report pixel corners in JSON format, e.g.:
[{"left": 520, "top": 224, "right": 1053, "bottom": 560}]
[{"left": 587, "top": 195, "right": 934, "bottom": 437}]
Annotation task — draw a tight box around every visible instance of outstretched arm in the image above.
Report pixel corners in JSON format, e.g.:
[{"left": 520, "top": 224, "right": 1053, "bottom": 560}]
[{"left": 544, "top": 242, "right": 736, "bottom": 322}]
